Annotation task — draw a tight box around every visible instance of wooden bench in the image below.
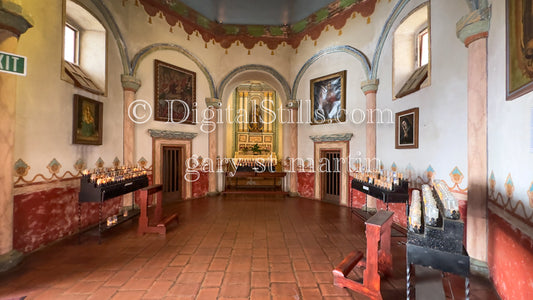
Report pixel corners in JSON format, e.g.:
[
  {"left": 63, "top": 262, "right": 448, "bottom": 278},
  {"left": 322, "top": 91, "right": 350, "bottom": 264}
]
[
  {"left": 137, "top": 184, "right": 178, "bottom": 235},
  {"left": 332, "top": 210, "right": 394, "bottom": 300}
]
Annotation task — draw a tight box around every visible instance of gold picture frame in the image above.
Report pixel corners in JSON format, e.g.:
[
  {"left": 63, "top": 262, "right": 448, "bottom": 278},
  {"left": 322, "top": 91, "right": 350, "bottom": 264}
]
[
  {"left": 506, "top": 0, "right": 533, "bottom": 100},
  {"left": 310, "top": 70, "right": 346, "bottom": 125},
  {"left": 154, "top": 59, "right": 196, "bottom": 123},
  {"left": 72, "top": 94, "right": 103, "bottom": 145},
  {"left": 395, "top": 108, "right": 419, "bottom": 149}
]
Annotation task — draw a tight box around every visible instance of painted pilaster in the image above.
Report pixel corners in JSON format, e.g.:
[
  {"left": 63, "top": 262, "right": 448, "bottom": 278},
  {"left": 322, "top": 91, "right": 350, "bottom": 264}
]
[
  {"left": 457, "top": 5, "right": 491, "bottom": 275},
  {"left": 0, "top": 0, "right": 33, "bottom": 272},
  {"left": 205, "top": 98, "right": 221, "bottom": 196},
  {"left": 121, "top": 75, "right": 141, "bottom": 206},
  {"left": 287, "top": 100, "right": 299, "bottom": 197},
  {"left": 361, "top": 79, "right": 379, "bottom": 212}
]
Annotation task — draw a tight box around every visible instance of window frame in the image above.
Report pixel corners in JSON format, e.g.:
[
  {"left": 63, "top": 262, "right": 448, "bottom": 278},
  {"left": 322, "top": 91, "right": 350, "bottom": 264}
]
[
  {"left": 417, "top": 27, "right": 429, "bottom": 68},
  {"left": 392, "top": 2, "right": 430, "bottom": 100},
  {"left": 64, "top": 23, "right": 79, "bottom": 65},
  {"left": 61, "top": 0, "right": 107, "bottom": 96}
]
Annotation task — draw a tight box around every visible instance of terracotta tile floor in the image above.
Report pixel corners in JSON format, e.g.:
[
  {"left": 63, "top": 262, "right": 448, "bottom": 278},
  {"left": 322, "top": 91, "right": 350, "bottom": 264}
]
[{"left": 0, "top": 194, "right": 499, "bottom": 299}]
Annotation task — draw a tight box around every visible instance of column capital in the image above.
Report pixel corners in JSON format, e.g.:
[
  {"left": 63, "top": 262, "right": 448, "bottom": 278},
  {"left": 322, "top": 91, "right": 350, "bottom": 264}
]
[
  {"left": 205, "top": 97, "right": 222, "bottom": 108},
  {"left": 0, "top": 0, "right": 33, "bottom": 36},
  {"left": 456, "top": 6, "right": 491, "bottom": 47},
  {"left": 286, "top": 99, "right": 300, "bottom": 109},
  {"left": 361, "top": 79, "right": 379, "bottom": 95},
  {"left": 121, "top": 74, "right": 141, "bottom": 92}
]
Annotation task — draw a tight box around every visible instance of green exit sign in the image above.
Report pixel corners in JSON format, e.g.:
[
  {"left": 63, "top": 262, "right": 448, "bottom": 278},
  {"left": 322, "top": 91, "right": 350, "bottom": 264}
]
[{"left": 0, "top": 51, "right": 26, "bottom": 76}]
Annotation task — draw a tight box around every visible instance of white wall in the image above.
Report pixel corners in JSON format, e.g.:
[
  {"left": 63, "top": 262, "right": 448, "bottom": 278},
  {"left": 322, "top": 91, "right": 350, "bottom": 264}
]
[
  {"left": 15, "top": 0, "right": 124, "bottom": 176},
  {"left": 375, "top": 0, "right": 469, "bottom": 188},
  {"left": 106, "top": 0, "right": 296, "bottom": 167},
  {"left": 487, "top": 0, "right": 533, "bottom": 221},
  {"left": 133, "top": 50, "right": 211, "bottom": 162},
  {"left": 291, "top": 0, "right": 396, "bottom": 164}
]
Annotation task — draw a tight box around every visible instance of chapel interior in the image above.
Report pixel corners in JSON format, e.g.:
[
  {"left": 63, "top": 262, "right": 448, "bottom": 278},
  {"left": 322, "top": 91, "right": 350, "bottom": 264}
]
[{"left": 0, "top": 0, "right": 531, "bottom": 299}]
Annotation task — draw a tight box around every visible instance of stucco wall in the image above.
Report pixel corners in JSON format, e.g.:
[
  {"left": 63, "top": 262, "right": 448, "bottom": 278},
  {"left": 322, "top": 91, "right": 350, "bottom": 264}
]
[
  {"left": 15, "top": 0, "right": 124, "bottom": 176},
  {"left": 375, "top": 0, "right": 469, "bottom": 190},
  {"left": 486, "top": 0, "right": 533, "bottom": 298}
]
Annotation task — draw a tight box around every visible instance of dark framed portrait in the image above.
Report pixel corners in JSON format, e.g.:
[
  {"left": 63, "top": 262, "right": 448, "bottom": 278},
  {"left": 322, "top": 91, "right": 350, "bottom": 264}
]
[
  {"left": 506, "top": 0, "right": 533, "bottom": 100},
  {"left": 395, "top": 107, "right": 419, "bottom": 149},
  {"left": 310, "top": 70, "right": 346, "bottom": 125},
  {"left": 154, "top": 59, "right": 196, "bottom": 123},
  {"left": 72, "top": 94, "right": 103, "bottom": 145}
]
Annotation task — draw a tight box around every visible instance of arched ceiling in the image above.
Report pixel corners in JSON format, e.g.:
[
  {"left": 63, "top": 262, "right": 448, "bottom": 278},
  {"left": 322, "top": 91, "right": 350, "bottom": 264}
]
[
  {"left": 178, "top": 0, "right": 335, "bottom": 25},
  {"left": 138, "top": 0, "right": 378, "bottom": 49}
]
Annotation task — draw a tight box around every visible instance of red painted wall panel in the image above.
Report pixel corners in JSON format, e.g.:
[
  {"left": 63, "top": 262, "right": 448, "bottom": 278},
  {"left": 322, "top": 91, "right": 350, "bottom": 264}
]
[
  {"left": 191, "top": 171, "right": 208, "bottom": 198},
  {"left": 376, "top": 201, "right": 407, "bottom": 228},
  {"left": 349, "top": 176, "right": 367, "bottom": 208},
  {"left": 13, "top": 186, "right": 122, "bottom": 253},
  {"left": 297, "top": 172, "right": 315, "bottom": 199},
  {"left": 488, "top": 211, "right": 533, "bottom": 300}
]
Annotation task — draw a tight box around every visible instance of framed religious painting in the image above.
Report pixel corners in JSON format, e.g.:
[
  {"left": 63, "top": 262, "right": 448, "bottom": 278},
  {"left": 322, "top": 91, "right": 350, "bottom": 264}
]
[
  {"left": 154, "top": 59, "right": 196, "bottom": 123},
  {"left": 72, "top": 94, "right": 103, "bottom": 145},
  {"left": 395, "top": 107, "right": 419, "bottom": 149},
  {"left": 310, "top": 70, "right": 346, "bottom": 125},
  {"left": 506, "top": 0, "right": 533, "bottom": 100}
]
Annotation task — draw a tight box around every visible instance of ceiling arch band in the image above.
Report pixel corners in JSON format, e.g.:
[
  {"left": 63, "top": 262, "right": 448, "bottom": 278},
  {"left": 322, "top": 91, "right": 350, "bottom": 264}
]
[
  {"left": 370, "top": 0, "right": 411, "bottom": 80},
  {"left": 217, "top": 65, "right": 291, "bottom": 101},
  {"left": 89, "top": 0, "right": 131, "bottom": 75},
  {"left": 130, "top": 43, "right": 217, "bottom": 98},
  {"left": 290, "top": 45, "right": 371, "bottom": 99},
  {"left": 89, "top": 0, "right": 419, "bottom": 97}
]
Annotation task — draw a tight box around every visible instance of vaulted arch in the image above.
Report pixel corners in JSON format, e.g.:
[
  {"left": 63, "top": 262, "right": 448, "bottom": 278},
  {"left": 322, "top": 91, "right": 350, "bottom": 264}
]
[
  {"left": 218, "top": 65, "right": 291, "bottom": 101},
  {"left": 291, "top": 45, "right": 370, "bottom": 99},
  {"left": 130, "top": 43, "right": 216, "bottom": 97}
]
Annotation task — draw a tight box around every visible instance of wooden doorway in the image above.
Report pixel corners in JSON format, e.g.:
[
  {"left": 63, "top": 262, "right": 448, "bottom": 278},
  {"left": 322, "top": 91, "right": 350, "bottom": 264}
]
[
  {"left": 321, "top": 150, "right": 341, "bottom": 204},
  {"left": 162, "top": 146, "right": 183, "bottom": 200}
]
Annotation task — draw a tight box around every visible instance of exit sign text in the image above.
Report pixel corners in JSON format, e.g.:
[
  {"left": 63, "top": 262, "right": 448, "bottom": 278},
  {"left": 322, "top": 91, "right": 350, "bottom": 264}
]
[{"left": 0, "top": 51, "right": 26, "bottom": 76}]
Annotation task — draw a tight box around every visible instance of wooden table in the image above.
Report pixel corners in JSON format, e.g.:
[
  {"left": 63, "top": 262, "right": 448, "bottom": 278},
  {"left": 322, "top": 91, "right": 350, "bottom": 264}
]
[{"left": 225, "top": 171, "right": 286, "bottom": 191}]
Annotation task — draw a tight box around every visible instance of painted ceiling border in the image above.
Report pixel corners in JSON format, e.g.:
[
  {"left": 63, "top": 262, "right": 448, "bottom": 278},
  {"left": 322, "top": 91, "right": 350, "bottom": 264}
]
[{"left": 136, "top": 0, "right": 378, "bottom": 50}]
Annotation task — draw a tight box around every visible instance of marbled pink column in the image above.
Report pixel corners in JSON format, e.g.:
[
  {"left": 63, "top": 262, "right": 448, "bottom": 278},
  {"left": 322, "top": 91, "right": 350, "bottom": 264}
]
[
  {"left": 466, "top": 35, "right": 488, "bottom": 263},
  {"left": 0, "top": 5, "right": 33, "bottom": 271},
  {"left": 288, "top": 101, "right": 299, "bottom": 196},
  {"left": 361, "top": 80, "right": 379, "bottom": 211},
  {"left": 205, "top": 98, "right": 221, "bottom": 196},
  {"left": 0, "top": 30, "right": 18, "bottom": 260},
  {"left": 121, "top": 75, "right": 141, "bottom": 206},
  {"left": 457, "top": 9, "right": 490, "bottom": 270}
]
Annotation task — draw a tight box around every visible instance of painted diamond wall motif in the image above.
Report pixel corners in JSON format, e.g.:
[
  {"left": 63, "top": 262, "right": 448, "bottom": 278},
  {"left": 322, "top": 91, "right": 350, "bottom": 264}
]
[
  {"left": 47, "top": 159, "right": 62, "bottom": 174},
  {"left": 74, "top": 159, "right": 86, "bottom": 172},
  {"left": 505, "top": 174, "right": 514, "bottom": 199},
  {"left": 138, "top": 157, "right": 148, "bottom": 168},
  {"left": 426, "top": 165, "right": 435, "bottom": 181},
  {"left": 95, "top": 157, "right": 105, "bottom": 168},
  {"left": 391, "top": 162, "right": 397, "bottom": 172},
  {"left": 14, "top": 159, "right": 30, "bottom": 177},
  {"left": 113, "top": 157, "right": 120, "bottom": 168},
  {"left": 449, "top": 166, "right": 464, "bottom": 185},
  {"left": 489, "top": 171, "right": 496, "bottom": 194}
]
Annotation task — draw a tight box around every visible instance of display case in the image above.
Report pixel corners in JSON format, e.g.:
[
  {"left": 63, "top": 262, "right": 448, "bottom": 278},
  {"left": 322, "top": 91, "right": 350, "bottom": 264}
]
[
  {"left": 78, "top": 170, "right": 149, "bottom": 243},
  {"left": 351, "top": 178, "right": 409, "bottom": 203},
  {"left": 406, "top": 183, "right": 469, "bottom": 299}
]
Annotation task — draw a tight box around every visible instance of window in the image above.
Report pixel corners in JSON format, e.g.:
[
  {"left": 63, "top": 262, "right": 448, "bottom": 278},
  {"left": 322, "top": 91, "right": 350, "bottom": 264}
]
[
  {"left": 393, "top": 3, "right": 430, "bottom": 99},
  {"left": 418, "top": 27, "right": 429, "bottom": 67},
  {"left": 64, "top": 24, "right": 78, "bottom": 64},
  {"left": 62, "top": 0, "right": 106, "bottom": 95}
]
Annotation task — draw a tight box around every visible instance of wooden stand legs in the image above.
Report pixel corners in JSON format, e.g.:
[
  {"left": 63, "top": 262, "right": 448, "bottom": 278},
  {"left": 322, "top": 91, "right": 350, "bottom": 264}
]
[
  {"left": 333, "top": 210, "right": 394, "bottom": 300},
  {"left": 137, "top": 184, "right": 178, "bottom": 235}
]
